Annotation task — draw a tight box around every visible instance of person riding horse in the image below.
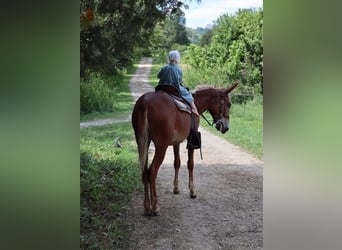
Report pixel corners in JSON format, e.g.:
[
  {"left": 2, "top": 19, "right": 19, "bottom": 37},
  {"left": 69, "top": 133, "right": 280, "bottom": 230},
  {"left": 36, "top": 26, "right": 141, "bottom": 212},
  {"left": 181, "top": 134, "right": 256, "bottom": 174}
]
[{"left": 157, "top": 50, "right": 199, "bottom": 116}]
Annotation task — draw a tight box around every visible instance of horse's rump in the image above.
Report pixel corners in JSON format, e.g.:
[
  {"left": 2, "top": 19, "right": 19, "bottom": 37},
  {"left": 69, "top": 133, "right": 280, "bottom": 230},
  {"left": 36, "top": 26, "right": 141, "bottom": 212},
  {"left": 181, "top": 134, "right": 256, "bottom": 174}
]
[{"left": 132, "top": 91, "right": 192, "bottom": 147}]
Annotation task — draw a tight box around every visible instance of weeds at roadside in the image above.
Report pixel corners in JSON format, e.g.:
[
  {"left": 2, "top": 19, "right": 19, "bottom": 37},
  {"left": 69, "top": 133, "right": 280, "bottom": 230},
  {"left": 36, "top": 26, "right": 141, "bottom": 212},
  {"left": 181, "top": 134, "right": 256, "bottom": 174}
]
[{"left": 80, "top": 123, "right": 141, "bottom": 249}]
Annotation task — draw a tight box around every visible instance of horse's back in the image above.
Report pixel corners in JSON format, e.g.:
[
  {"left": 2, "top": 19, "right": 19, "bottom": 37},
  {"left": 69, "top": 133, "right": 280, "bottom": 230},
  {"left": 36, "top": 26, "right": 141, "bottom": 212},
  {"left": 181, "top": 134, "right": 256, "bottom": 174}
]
[
  {"left": 132, "top": 91, "right": 191, "bottom": 145},
  {"left": 132, "top": 91, "right": 176, "bottom": 131},
  {"left": 133, "top": 91, "right": 176, "bottom": 116}
]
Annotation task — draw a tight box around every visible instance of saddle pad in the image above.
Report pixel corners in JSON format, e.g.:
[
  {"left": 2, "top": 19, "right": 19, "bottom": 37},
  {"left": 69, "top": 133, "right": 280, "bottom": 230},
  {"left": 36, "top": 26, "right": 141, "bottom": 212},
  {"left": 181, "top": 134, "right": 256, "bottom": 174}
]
[{"left": 171, "top": 95, "right": 191, "bottom": 114}]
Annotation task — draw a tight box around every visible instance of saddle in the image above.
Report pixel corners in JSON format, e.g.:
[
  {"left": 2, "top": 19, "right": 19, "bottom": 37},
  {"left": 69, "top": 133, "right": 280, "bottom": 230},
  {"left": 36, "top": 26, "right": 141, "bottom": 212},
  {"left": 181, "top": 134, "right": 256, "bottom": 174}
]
[{"left": 155, "top": 85, "right": 191, "bottom": 114}]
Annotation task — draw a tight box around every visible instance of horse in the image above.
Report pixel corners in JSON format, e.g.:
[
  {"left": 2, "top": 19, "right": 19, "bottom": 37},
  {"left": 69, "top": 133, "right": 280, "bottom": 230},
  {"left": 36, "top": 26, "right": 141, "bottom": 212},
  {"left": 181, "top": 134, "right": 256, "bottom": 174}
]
[{"left": 131, "top": 83, "right": 238, "bottom": 216}]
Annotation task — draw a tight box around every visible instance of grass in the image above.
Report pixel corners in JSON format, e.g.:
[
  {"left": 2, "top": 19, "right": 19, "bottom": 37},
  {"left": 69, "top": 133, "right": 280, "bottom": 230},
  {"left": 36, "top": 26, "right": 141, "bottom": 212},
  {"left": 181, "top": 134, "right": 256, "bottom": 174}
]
[
  {"left": 80, "top": 122, "right": 141, "bottom": 249},
  {"left": 200, "top": 98, "right": 263, "bottom": 160},
  {"left": 80, "top": 63, "right": 138, "bottom": 122}
]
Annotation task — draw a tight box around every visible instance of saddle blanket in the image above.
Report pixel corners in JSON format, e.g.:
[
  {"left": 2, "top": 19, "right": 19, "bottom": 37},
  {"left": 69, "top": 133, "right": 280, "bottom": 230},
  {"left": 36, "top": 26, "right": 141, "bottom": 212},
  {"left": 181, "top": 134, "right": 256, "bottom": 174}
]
[{"left": 170, "top": 95, "right": 191, "bottom": 114}]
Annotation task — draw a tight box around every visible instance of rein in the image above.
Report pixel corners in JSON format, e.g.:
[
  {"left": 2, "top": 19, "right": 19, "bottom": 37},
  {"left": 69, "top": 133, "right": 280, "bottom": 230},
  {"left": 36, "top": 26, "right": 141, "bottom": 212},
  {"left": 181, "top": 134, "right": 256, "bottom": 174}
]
[
  {"left": 201, "top": 113, "right": 214, "bottom": 126},
  {"left": 200, "top": 94, "right": 225, "bottom": 126}
]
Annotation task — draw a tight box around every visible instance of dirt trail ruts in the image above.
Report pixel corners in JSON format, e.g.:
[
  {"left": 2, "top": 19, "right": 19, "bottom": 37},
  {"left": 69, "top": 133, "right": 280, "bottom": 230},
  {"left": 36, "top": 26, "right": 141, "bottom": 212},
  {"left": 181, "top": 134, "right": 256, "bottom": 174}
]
[{"left": 123, "top": 58, "right": 263, "bottom": 250}]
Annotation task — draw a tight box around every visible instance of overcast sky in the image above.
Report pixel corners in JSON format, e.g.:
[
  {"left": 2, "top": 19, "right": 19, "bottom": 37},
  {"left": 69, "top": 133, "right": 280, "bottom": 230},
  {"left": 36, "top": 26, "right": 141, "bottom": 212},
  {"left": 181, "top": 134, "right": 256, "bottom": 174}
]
[{"left": 183, "top": 0, "right": 263, "bottom": 29}]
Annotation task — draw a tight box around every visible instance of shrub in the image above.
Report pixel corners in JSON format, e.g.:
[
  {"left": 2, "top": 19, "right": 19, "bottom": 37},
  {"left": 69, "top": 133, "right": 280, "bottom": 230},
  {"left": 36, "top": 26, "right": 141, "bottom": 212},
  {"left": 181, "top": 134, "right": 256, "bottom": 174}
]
[{"left": 80, "top": 73, "right": 114, "bottom": 114}]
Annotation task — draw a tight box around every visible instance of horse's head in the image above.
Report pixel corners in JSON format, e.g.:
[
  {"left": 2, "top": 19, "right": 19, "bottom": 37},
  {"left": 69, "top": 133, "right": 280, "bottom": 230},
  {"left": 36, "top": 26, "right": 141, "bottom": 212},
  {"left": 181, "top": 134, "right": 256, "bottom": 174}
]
[{"left": 207, "top": 83, "right": 239, "bottom": 134}]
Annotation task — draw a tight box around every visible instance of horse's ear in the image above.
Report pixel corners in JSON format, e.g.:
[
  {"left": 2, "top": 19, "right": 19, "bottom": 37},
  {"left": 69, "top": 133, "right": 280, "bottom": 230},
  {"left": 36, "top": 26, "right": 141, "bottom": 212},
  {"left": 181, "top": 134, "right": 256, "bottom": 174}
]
[{"left": 225, "top": 82, "right": 239, "bottom": 94}]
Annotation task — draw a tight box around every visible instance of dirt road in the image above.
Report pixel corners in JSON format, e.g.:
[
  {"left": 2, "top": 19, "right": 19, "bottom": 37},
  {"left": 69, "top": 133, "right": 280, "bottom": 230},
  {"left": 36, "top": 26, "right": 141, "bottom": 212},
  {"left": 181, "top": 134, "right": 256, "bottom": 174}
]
[{"left": 124, "top": 58, "right": 263, "bottom": 250}]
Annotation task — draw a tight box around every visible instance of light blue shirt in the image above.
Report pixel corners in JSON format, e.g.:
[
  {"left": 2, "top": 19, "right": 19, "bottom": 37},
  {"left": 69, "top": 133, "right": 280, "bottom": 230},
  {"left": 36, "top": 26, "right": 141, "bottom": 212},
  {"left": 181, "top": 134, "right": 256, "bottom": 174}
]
[{"left": 157, "top": 64, "right": 194, "bottom": 103}]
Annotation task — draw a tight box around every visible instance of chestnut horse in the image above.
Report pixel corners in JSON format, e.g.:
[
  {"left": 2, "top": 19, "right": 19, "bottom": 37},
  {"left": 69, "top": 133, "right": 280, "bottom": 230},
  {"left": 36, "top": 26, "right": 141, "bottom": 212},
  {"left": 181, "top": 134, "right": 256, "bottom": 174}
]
[{"left": 131, "top": 83, "right": 238, "bottom": 215}]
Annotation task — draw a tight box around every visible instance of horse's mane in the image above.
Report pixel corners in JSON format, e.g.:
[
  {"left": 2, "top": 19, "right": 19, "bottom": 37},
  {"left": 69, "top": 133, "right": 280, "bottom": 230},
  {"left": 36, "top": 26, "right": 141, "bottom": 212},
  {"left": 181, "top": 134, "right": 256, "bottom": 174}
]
[{"left": 192, "top": 84, "right": 223, "bottom": 93}]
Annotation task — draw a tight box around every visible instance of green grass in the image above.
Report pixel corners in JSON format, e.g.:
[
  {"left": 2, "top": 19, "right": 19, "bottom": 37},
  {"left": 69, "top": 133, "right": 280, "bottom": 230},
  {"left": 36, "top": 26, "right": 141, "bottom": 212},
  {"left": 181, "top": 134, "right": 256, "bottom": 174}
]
[
  {"left": 80, "top": 122, "right": 141, "bottom": 249},
  {"left": 200, "top": 98, "right": 263, "bottom": 160}
]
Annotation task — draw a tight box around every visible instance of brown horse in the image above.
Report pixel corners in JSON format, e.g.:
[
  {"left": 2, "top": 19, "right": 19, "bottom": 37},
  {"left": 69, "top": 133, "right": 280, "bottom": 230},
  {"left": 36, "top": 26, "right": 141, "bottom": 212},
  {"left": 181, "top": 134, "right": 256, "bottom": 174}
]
[{"left": 131, "top": 83, "right": 238, "bottom": 215}]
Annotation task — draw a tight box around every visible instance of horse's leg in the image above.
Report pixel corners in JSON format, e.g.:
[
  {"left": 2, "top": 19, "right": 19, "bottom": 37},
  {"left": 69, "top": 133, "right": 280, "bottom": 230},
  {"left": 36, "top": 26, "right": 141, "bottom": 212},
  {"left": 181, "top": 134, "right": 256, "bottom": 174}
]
[
  {"left": 187, "top": 148, "right": 197, "bottom": 198},
  {"left": 142, "top": 139, "right": 152, "bottom": 216},
  {"left": 149, "top": 144, "right": 168, "bottom": 215},
  {"left": 142, "top": 167, "right": 151, "bottom": 215},
  {"left": 173, "top": 144, "right": 181, "bottom": 194}
]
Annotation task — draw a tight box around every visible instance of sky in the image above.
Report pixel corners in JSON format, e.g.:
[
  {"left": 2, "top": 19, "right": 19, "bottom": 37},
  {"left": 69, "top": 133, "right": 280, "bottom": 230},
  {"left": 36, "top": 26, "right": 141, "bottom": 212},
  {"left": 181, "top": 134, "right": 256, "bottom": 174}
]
[{"left": 183, "top": 0, "right": 263, "bottom": 29}]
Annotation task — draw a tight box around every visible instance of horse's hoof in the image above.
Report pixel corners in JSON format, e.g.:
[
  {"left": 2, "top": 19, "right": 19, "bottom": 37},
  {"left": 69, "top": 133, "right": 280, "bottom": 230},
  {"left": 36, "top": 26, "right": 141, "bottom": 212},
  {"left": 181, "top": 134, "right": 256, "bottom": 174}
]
[
  {"left": 173, "top": 188, "right": 180, "bottom": 194},
  {"left": 190, "top": 192, "right": 197, "bottom": 199},
  {"left": 144, "top": 208, "right": 153, "bottom": 216},
  {"left": 152, "top": 205, "right": 160, "bottom": 216}
]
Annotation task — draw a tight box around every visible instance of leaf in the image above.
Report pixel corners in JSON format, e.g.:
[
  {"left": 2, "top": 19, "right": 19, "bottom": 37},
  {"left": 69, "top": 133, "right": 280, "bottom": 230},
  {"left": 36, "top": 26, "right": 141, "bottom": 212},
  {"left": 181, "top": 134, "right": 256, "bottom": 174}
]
[{"left": 85, "top": 8, "right": 95, "bottom": 21}]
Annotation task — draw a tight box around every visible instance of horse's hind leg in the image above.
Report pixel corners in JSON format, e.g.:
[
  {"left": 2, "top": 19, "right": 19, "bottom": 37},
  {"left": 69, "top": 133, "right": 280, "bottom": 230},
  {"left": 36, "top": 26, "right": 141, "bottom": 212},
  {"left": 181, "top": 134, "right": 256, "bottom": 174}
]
[
  {"left": 142, "top": 166, "right": 151, "bottom": 216},
  {"left": 142, "top": 140, "right": 152, "bottom": 216},
  {"left": 187, "top": 148, "right": 197, "bottom": 198},
  {"left": 173, "top": 144, "right": 181, "bottom": 194},
  {"left": 149, "top": 144, "right": 168, "bottom": 215}
]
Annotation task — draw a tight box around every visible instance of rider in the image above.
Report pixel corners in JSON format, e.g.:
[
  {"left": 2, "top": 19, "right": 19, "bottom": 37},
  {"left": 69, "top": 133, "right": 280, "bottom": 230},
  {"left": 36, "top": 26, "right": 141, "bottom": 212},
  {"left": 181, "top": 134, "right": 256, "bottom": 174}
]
[{"left": 157, "top": 50, "right": 199, "bottom": 116}]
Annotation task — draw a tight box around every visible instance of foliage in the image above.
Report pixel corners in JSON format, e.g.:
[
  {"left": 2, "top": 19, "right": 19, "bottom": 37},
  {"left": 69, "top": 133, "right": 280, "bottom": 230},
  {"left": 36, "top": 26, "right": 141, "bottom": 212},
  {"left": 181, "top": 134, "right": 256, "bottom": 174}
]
[
  {"left": 185, "top": 8, "right": 263, "bottom": 95},
  {"left": 80, "top": 0, "right": 198, "bottom": 78},
  {"left": 148, "top": 22, "right": 170, "bottom": 62},
  {"left": 186, "top": 27, "right": 209, "bottom": 44},
  {"left": 80, "top": 122, "right": 141, "bottom": 249},
  {"left": 149, "top": 62, "right": 164, "bottom": 87},
  {"left": 80, "top": 73, "right": 114, "bottom": 114},
  {"left": 172, "top": 10, "right": 190, "bottom": 46},
  {"left": 148, "top": 8, "right": 190, "bottom": 61},
  {"left": 198, "top": 27, "right": 214, "bottom": 46},
  {"left": 80, "top": 64, "right": 137, "bottom": 116},
  {"left": 161, "top": 9, "right": 190, "bottom": 47}
]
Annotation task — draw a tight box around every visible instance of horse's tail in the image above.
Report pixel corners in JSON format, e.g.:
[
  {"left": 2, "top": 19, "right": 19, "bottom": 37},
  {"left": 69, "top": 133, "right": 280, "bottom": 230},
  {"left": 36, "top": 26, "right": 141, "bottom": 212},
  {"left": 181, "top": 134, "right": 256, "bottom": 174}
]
[
  {"left": 138, "top": 109, "right": 149, "bottom": 173},
  {"left": 132, "top": 104, "right": 150, "bottom": 174}
]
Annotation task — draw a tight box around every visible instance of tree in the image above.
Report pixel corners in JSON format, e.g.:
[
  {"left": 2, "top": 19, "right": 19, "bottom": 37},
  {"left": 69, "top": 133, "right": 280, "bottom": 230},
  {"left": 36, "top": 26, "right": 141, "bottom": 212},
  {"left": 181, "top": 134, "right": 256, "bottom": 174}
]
[
  {"left": 173, "top": 10, "right": 190, "bottom": 45},
  {"left": 80, "top": 0, "right": 196, "bottom": 78},
  {"left": 199, "top": 27, "right": 214, "bottom": 46},
  {"left": 187, "top": 9, "right": 263, "bottom": 93},
  {"left": 186, "top": 8, "right": 263, "bottom": 94},
  {"left": 157, "top": 9, "right": 190, "bottom": 48}
]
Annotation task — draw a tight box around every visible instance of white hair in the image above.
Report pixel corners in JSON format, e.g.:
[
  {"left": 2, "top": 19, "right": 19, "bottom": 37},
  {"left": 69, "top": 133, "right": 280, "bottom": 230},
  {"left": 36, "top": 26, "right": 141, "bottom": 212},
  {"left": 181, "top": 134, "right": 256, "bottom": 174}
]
[{"left": 168, "top": 50, "right": 180, "bottom": 63}]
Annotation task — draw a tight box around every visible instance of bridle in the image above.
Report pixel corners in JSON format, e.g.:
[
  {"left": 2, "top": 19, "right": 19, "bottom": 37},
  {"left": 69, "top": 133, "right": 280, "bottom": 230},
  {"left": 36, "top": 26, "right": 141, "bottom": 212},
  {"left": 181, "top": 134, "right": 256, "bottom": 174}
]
[{"left": 201, "top": 94, "right": 227, "bottom": 128}]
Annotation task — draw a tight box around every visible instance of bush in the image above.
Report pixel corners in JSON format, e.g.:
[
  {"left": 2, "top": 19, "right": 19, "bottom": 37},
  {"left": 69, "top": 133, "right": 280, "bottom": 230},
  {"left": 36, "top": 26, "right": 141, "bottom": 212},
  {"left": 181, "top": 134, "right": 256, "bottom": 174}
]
[{"left": 80, "top": 73, "right": 114, "bottom": 114}]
